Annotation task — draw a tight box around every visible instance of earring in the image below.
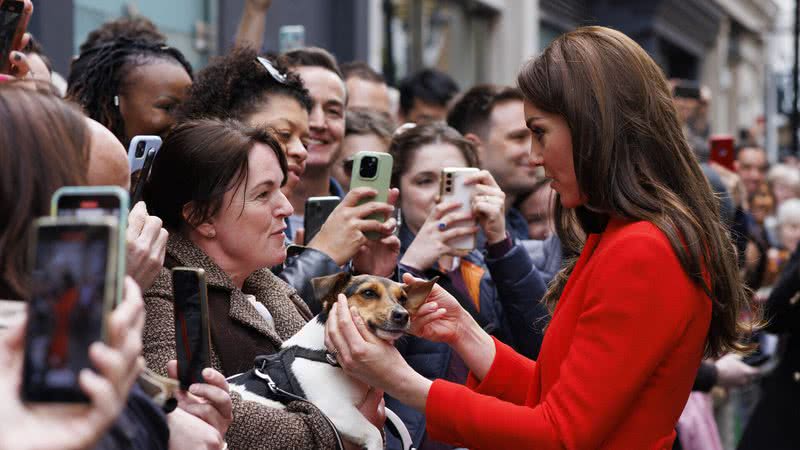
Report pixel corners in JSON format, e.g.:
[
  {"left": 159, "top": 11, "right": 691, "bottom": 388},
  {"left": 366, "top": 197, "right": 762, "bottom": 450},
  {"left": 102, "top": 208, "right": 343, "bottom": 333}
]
[{"left": 113, "top": 95, "right": 120, "bottom": 107}]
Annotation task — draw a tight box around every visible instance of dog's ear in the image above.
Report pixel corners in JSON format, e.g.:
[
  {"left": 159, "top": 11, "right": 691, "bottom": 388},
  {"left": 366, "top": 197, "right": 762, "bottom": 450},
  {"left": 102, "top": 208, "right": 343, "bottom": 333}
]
[
  {"left": 311, "top": 272, "right": 352, "bottom": 313},
  {"left": 403, "top": 276, "right": 439, "bottom": 314}
]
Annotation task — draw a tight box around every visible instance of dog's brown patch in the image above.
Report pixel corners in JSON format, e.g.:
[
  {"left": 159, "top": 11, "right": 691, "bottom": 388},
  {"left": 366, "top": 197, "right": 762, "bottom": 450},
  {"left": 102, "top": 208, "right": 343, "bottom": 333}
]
[{"left": 311, "top": 273, "right": 437, "bottom": 338}]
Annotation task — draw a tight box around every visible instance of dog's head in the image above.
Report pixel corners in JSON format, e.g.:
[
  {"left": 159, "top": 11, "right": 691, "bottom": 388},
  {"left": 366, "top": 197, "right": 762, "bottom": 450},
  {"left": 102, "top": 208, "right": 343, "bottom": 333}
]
[{"left": 312, "top": 273, "right": 437, "bottom": 342}]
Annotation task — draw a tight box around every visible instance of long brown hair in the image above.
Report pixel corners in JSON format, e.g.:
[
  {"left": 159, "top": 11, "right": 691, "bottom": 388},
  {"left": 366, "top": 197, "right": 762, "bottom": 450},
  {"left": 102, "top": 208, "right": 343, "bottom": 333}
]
[
  {"left": 518, "top": 26, "right": 754, "bottom": 357},
  {"left": 0, "top": 86, "right": 90, "bottom": 299}
]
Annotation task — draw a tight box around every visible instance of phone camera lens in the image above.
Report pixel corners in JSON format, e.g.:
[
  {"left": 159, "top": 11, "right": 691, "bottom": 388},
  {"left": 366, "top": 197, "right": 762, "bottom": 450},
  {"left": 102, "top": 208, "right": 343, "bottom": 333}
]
[
  {"left": 135, "top": 141, "right": 146, "bottom": 158},
  {"left": 359, "top": 156, "right": 379, "bottom": 179}
]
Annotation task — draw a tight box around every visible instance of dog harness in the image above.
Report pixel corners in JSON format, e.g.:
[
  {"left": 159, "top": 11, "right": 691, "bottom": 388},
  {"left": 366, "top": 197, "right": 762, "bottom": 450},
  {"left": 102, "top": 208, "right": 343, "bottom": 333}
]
[{"left": 253, "top": 346, "right": 339, "bottom": 401}]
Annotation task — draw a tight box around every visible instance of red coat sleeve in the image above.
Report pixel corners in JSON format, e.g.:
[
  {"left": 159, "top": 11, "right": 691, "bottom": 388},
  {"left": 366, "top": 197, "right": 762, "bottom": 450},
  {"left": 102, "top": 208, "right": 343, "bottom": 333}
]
[
  {"left": 425, "top": 232, "right": 703, "bottom": 449},
  {"left": 464, "top": 337, "right": 537, "bottom": 405}
]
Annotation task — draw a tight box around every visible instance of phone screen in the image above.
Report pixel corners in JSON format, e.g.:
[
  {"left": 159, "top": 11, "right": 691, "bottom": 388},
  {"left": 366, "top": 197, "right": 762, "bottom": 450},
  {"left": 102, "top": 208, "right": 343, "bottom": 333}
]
[
  {"left": 0, "top": 1, "right": 23, "bottom": 65},
  {"left": 22, "top": 224, "right": 111, "bottom": 402},
  {"left": 173, "top": 269, "right": 209, "bottom": 389}
]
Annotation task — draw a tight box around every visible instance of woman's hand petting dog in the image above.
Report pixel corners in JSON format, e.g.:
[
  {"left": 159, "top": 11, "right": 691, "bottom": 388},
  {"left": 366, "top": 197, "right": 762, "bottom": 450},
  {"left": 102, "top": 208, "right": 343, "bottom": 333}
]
[
  {"left": 402, "top": 273, "right": 472, "bottom": 346},
  {"left": 325, "top": 293, "right": 433, "bottom": 412},
  {"left": 167, "top": 361, "right": 233, "bottom": 438}
]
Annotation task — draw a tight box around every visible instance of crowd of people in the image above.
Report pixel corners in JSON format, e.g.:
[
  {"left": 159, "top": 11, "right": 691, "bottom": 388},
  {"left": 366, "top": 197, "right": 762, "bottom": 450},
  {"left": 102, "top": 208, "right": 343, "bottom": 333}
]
[{"left": 0, "top": 1, "right": 796, "bottom": 449}]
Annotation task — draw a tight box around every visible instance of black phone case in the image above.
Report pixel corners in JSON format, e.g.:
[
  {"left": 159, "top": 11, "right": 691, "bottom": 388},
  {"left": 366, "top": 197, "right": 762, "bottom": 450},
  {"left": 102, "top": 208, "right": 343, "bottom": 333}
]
[{"left": 304, "top": 198, "right": 340, "bottom": 245}]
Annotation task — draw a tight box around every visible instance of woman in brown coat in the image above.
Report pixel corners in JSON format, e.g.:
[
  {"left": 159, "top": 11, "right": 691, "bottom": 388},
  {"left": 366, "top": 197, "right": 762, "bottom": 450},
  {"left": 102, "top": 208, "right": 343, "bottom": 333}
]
[{"left": 142, "top": 119, "right": 382, "bottom": 449}]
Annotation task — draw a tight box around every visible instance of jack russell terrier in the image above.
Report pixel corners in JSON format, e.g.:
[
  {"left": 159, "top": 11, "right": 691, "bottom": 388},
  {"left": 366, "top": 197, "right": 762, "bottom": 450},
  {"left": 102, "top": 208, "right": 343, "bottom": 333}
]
[{"left": 227, "top": 272, "right": 437, "bottom": 450}]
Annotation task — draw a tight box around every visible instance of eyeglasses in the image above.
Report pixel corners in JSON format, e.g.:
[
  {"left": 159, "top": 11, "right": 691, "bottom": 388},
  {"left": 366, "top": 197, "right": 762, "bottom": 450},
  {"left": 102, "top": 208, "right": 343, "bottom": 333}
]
[{"left": 257, "top": 56, "right": 287, "bottom": 84}]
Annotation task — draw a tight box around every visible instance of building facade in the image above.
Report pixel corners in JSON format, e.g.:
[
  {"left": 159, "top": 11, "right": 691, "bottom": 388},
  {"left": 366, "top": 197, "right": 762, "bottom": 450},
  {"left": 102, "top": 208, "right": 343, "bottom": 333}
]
[{"left": 29, "top": 0, "right": 779, "bottom": 154}]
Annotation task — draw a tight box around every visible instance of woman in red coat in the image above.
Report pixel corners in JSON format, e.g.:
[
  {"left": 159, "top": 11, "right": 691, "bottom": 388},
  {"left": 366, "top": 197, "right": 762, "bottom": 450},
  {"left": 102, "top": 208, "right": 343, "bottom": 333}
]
[{"left": 325, "top": 26, "right": 754, "bottom": 449}]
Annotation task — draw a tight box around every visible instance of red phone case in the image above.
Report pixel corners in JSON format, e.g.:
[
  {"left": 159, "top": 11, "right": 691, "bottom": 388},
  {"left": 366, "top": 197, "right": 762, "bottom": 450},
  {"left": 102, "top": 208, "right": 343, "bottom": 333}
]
[{"left": 709, "top": 135, "right": 735, "bottom": 171}]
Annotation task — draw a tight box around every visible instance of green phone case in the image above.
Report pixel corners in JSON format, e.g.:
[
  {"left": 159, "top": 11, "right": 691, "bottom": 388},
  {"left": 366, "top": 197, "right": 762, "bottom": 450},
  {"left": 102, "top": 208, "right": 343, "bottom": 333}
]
[
  {"left": 51, "top": 186, "right": 129, "bottom": 306},
  {"left": 349, "top": 151, "right": 393, "bottom": 239}
]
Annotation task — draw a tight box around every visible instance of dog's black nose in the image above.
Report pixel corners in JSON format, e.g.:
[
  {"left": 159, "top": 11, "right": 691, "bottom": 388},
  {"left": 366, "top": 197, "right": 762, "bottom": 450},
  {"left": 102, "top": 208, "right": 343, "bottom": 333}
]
[{"left": 390, "top": 308, "right": 409, "bottom": 326}]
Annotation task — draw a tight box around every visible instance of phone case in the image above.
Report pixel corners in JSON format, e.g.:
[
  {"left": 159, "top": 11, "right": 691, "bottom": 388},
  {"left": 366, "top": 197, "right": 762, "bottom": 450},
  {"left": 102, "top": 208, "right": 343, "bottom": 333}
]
[
  {"left": 171, "top": 267, "right": 210, "bottom": 390},
  {"left": 709, "top": 135, "right": 735, "bottom": 172},
  {"left": 22, "top": 216, "right": 118, "bottom": 402},
  {"left": 51, "top": 186, "right": 129, "bottom": 307},
  {"left": 0, "top": 0, "right": 33, "bottom": 74},
  {"left": 128, "top": 136, "right": 162, "bottom": 174},
  {"left": 439, "top": 167, "right": 480, "bottom": 251},
  {"left": 349, "top": 151, "right": 393, "bottom": 240},
  {"left": 304, "top": 196, "right": 340, "bottom": 245}
]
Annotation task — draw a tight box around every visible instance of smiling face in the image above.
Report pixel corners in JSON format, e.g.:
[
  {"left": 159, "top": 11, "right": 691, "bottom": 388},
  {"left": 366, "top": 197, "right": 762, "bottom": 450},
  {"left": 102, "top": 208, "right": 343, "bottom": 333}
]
[
  {"left": 483, "top": 99, "right": 537, "bottom": 196},
  {"left": 208, "top": 143, "right": 294, "bottom": 274},
  {"left": 246, "top": 94, "right": 310, "bottom": 196},
  {"left": 294, "top": 65, "right": 347, "bottom": 170},
  {"left": 524, "top": 101, "right": 583, "bottom": 209},
  {"left": 119, "top": 60, "right": 192, "bottom": 144},
  {"left": 399, "top": 143, "right": 470, "bottom": 234}
]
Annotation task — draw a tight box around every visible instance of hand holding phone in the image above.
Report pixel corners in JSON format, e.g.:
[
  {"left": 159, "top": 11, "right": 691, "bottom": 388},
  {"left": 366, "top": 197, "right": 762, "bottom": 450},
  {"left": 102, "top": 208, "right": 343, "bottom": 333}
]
[
  {"left": 172, "top": 267, "right": 211, "bottom": 390},
  {"left": 303, "top": 196, "right": 340, "bottom": 245},
  {"left": 709, "top": 135, "right": 735, "bottom": 172},
  {"left": 22, "top": 216, "right": 119, "bottom": 403},
  {"left": 128, "top": 136, "right": 162, "bottom": 207},
  {"left": 439, "top": 167, "right": 480, "bottom": 251},
  {"left": 349, "top": 151, "right": 393, "bottom": 240},
  {"left": 0, "top": 0, "right": 32, "bottom": 75},
  {"left": 2, "top": 275, "right": 143, "bottom": 449}
]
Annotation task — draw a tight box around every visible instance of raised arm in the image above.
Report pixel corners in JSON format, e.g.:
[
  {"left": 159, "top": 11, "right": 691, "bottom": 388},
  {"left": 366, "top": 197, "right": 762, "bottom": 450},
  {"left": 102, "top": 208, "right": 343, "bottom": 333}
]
[{"left": 234, "top": 0, "right": 272, "bottom": 50}]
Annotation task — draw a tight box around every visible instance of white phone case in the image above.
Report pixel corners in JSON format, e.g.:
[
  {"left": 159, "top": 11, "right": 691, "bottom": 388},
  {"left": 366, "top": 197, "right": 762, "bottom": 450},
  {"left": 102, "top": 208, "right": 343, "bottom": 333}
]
[
  {"left": 440, "top": 167, "right": 479, "bottom": 251},
  {"left": 128, "top": 136, "right": 162, "bottom": 174}
]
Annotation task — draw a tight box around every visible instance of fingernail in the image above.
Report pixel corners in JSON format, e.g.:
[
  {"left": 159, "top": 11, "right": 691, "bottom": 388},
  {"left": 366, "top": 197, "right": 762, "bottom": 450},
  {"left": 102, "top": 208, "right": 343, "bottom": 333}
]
[
  {"left": 189, "top": 384, "right": 200, "bottom": 394},
  {"left": 12, "top": 52, "right": 21, "bottom": 61}
]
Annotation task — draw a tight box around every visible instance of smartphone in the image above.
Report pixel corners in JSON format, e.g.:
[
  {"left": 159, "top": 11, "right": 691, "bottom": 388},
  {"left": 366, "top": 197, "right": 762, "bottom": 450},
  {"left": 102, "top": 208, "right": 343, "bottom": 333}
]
[
  {"left": 128, "top": 135, "right": 162, "bottom": 207},
  {"left": 304, "top": 196, "right": 340, "bottom": 245},
  {"left": 172, "top": 267, "right": 210, "bottom": 390},
  {"left": 51, "top": 186, "right": 128, "bottom": 306},
  {"left": 439, "top": 167, "right": 480, "bottom": 251},
  {"left": 709, "top": 135, "right": 735, "bottom": 171},
  {"left": 349, "top": 151, "right": 393, "bottom": 240},
  {"left": 673, "top": 80, "right": 701, "bottom": 100},
  {"left": 22, "top": 216, "right": 118, "bottom": 403},
  {"left": 279, "top": 25, "right": 306, "bottom": 53},
  {"left": 0, "top": 0, "right": 32, "bottom": 74}
]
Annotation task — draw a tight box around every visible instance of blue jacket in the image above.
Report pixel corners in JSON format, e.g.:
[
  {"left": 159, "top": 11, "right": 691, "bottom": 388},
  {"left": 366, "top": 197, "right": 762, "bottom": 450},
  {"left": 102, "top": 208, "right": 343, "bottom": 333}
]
[{"left": 386, "top": 222, "right": 549, "bottom": 449}]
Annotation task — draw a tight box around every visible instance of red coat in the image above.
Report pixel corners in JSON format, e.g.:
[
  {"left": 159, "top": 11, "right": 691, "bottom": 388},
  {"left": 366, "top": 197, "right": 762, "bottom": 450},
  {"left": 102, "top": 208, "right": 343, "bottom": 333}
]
[{"left": 425, "top": 219, "right": 711, "bottom": 449}]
